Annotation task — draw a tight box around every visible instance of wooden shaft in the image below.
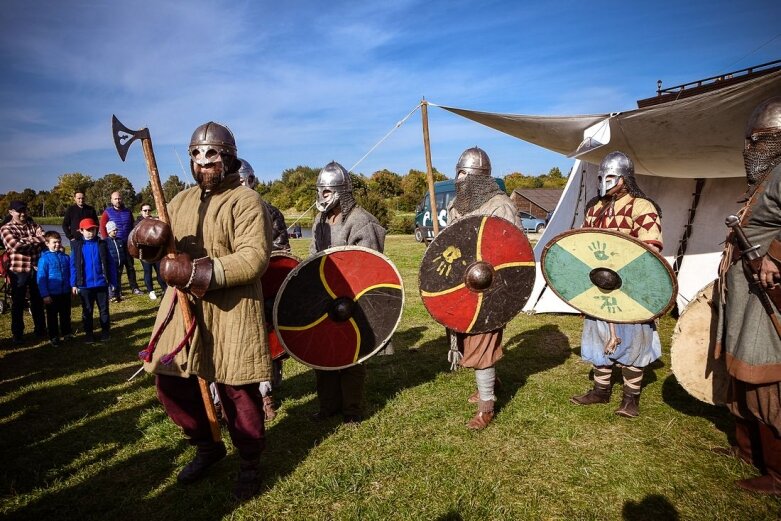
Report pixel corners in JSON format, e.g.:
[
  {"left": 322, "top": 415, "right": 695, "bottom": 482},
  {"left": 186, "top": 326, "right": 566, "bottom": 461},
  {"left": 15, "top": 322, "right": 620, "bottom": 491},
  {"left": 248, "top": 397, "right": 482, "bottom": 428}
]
[
  {"left": 140, "top": 135, "right": 222, "bottom": 443},
  {"left": 421, "top": 100, "right": 440, "bottom": 236}
]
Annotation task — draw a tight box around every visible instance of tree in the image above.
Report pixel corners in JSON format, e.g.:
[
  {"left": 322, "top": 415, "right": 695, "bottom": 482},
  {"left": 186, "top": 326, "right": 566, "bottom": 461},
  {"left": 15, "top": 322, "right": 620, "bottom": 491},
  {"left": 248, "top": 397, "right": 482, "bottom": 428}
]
[
  {"left": 52, "top": 173, "right": 95, "bottom": 213},
  {"left": 368, "top": 169, "right": 403, "bottom": 199},
  {"left": 139, "top": 175, "right": 187, "bottom": 210},
  {"left": 398, "top": 168, "right": 447, "bottom": 211},
  {"left": 87, "top": 174, "right": 136, "bottom": 213}
]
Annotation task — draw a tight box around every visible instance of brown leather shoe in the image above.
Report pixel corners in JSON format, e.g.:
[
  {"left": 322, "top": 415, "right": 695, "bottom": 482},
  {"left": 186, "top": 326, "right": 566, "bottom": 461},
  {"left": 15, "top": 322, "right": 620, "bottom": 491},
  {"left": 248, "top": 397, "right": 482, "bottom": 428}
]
[
  {"left": 615, "top": 392, "right": 640, "bottom": 418},
  {"left": 467, "top": 400, "right": 495, "bottom": 430},
  {"left": 735, "top": 474, "right": 781, "bottom": 495},
  {"left": 262, "top": 395, "right": 277, "bottom": 421},
  {"left": 570, "top": 386, "right": 611, "bottom": 405},
  {"left": 233, "top": 459, "right": 262, "bottom": 501}
]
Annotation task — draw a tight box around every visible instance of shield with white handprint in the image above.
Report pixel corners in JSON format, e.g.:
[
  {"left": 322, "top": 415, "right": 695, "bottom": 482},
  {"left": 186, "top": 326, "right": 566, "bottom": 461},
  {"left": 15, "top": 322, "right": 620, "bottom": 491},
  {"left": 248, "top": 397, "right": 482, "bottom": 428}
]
[
  {"left": 418, "top": 214, "right": 535, "bottom": 333},
  {"left": 541, "top": 228, "right": 677, "bottom": 323}
]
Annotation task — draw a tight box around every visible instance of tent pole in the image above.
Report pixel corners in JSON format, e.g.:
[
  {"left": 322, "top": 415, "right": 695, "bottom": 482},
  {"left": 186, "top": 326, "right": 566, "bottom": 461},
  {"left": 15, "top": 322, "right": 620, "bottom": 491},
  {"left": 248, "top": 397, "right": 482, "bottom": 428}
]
[{"left": 421, "top": 99, "right": 440, "bottom": 236}]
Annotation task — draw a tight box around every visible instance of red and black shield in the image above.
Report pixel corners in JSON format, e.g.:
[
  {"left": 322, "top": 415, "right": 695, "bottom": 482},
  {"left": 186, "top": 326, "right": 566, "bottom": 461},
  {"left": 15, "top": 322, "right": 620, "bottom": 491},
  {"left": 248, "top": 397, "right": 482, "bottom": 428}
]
[
  {"left": 419, "top": 215, "right": 535, "bottom": 333},
  {"left": 273, "top": 246, "right": 404, "bottom": 370},
  {"left": 261, "top": 252, "right": 301, "bottom": 360}
]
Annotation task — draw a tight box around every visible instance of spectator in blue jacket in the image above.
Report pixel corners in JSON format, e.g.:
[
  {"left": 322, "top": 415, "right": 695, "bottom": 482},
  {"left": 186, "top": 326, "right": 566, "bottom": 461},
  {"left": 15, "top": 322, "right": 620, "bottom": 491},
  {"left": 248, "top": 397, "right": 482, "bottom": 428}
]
[
  {"left": 104, "top": 220, "right": 127, "bottom": 302},
  {"left": 99, "top": 191, "right": 141, "bottom": 295},
  {"left": 36, "top": 230, "right": 73, "bottom": 346},
  {"left": 70, "top": 218, "right": 117, "bottom": 343}
]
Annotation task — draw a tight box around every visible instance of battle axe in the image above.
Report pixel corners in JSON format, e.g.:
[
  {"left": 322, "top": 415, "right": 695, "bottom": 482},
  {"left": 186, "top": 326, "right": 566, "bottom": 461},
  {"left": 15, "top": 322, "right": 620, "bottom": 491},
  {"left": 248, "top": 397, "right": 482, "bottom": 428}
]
[{"left": 112, "top": 115, "right": 222, "bottom": 443}]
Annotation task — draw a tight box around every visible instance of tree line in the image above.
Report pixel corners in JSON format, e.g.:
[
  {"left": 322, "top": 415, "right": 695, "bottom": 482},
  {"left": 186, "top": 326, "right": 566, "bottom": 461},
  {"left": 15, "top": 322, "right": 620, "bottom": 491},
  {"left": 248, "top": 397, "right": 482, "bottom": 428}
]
[{"left": 0, "top": 166, "right": 567, "bottom": 229}]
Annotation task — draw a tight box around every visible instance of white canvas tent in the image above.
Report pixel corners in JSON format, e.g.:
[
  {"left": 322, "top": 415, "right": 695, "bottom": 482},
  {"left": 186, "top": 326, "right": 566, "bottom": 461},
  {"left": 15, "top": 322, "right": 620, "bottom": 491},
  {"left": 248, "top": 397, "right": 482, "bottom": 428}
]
[{"left": 435, "top": 70, "right": 781, "bottom": 313}]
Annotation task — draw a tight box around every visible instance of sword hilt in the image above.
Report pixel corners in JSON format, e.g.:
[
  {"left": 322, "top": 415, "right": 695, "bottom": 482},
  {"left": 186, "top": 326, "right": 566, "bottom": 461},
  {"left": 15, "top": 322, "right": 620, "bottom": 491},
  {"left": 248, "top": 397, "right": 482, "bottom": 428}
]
[{"left": 726, "top": 215, "right": 761, "bottom": 261}]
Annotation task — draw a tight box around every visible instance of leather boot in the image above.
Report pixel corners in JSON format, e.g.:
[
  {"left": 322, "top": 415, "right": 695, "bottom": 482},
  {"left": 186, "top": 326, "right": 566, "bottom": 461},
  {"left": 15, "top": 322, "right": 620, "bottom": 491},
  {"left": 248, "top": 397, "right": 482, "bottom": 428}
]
[
  {"left": 262, "top": 395, "right": 277, "bottom": 421},
  {"left": 615, "top": 392, "right": 640, "bottom": 418},
  {"left": 233, "top": 458, "right": 262, "bottom": 501},
  {"left": 177, "top": 441, "right": 227, "bottom": 484},
  {"left": 467, "top": 400, "right": 495, "bottom": 430},
  {"left": 713, "top": 418, "right": 761, "bottom": 467},
  {"left": 570, "top": 385, "right": 612, "bottom": 405},
  {"left": 736, "top": 422, "right": 781, "bottom": 496}
]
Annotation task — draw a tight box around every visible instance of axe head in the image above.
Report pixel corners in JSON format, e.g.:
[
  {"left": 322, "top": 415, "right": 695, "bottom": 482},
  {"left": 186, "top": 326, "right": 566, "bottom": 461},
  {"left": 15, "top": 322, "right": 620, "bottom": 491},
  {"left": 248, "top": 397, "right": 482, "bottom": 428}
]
[{"left": 112, "top": 115, "right": 150, "bottom": 161}]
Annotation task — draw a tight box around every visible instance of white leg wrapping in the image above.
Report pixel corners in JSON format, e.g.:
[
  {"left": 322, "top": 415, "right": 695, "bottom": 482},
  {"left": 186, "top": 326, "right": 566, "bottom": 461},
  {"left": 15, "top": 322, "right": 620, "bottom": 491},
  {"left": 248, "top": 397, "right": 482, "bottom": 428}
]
[
  {"left": 475, "top": 367, "right": 496, "bottom": 402},
  {"left": 258, "top": 381, "right": 272, "bottom": 397}
]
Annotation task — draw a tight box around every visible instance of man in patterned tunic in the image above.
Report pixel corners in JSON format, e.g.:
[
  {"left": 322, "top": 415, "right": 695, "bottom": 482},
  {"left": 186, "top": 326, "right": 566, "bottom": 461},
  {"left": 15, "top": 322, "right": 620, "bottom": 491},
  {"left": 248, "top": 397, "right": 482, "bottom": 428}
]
[{"left": 570, "top": 151, "right": 663, "bottom": 418}]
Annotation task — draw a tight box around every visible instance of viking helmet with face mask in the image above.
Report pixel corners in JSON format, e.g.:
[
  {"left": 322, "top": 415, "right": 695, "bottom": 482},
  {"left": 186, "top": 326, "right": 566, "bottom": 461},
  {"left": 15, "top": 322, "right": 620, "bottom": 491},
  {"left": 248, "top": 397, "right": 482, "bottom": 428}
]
[
  {"left": 189, "top": 122, "right": 238, "bottom": 192},
  {"left": 743, "top": 96, "right": 781, "bottom": 185},
  {"left": 598, "top": 151, "right": 634, "bottom": 197},
  {"left": 453, "top": 147, "right": 503, "bottom": 215},
  {"left": 316, "top": 161, "right": 355, "bottom": 215},
  {"left": 237, "top": 158, "right": 258, "bottom": 190}
]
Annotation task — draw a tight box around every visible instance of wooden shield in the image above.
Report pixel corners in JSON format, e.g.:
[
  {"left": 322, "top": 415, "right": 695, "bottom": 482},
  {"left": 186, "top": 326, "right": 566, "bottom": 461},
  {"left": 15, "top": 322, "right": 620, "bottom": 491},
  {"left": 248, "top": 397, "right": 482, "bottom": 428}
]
[
  {"left": 261, "top": 252, "right": 301, "bottom": 360},
  {"left": 541, "top": 228, "right": 677, "bottom": 323},
  {"left": 671, "top": 282, "right": 729, "bottom": 405},
  {"left": 273, "top": 246, "right": 404, "bottom": 370},
  {"left": 419, "top": 215, "right": 535, "bottom": 333}
]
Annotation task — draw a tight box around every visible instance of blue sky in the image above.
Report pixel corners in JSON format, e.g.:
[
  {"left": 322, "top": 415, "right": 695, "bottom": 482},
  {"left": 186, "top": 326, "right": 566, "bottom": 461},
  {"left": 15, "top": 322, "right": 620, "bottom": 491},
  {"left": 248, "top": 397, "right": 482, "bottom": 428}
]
[{"left": 1, "top": 0, "right": 779, "bottom": 193}]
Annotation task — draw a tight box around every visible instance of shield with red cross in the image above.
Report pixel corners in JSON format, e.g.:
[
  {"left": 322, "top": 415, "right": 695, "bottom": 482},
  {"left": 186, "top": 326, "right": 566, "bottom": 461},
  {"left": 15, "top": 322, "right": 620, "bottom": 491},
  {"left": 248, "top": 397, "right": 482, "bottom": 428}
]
[
  {"left": 419, "top": 215, "right": 536, "bottom": 333},
  {"left": 273, "top": 246, "right": 404, "bottom": 370},
  {"left": 261, "top": 252, "right": 301, "bottom": 360},
  {"left": 541, "top": 228, "right": 676, "bottom": 322}
]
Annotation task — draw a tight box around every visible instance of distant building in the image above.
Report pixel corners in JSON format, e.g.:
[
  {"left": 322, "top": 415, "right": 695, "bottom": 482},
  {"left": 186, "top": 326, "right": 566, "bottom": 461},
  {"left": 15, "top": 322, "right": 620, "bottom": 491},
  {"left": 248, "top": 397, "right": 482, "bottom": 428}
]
[{"left": 510, "top": 189, "right": 564, "bottom": 220}]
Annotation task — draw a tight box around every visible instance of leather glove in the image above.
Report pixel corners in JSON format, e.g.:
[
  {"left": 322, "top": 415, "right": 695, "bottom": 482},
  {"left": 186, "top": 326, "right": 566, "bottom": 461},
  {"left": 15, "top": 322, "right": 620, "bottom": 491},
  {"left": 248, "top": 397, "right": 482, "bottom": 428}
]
[
  {"left": 128, "top": 218, "right": 171, "bottom": 263},
  {"left": 160, "top": 252, "right": 214, "bottom": 298}
]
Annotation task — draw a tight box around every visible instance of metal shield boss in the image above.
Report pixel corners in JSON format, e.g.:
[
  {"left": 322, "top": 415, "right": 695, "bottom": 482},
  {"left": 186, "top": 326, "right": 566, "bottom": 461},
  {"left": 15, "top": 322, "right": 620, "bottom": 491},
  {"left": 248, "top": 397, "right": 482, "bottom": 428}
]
[
  {"left": 261, "top": 252, "right": 301, "bottom": 360},
  {"left": 419, "top": 215, "right": 536, "bottom": 333},
  {"left": 541, "top": 228, "right": 677, "bottom": 323},
  {"left": 273, "top": 246, "right": 404, "bottom": 370},
  {"left": 670, "top": 282, "right": 729, "bottom": 405}
]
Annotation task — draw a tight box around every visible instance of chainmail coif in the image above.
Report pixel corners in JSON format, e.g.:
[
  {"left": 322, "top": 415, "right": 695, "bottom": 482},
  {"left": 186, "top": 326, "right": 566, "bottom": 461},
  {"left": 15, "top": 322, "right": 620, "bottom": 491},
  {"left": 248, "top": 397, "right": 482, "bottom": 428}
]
[{"left": 454, "top": 175, "right": 504, "bottom": 215}]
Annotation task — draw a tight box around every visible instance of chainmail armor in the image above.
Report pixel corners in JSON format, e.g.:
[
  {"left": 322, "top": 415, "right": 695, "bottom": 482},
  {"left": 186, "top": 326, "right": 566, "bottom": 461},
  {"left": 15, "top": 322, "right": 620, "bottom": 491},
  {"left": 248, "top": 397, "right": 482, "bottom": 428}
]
[
  {"left": 744, "top": 128, "right": 781, "bottom": 186},
  {"left": 454, "top": 176, "right": 504, "bottom": 215}
]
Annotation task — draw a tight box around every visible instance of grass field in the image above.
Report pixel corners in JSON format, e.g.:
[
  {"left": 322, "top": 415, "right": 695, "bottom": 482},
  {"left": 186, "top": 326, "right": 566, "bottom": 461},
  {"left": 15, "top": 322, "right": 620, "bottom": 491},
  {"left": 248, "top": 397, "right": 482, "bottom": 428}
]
[{"left": 1, "top": 235, "right": 780, "bottom": 520}]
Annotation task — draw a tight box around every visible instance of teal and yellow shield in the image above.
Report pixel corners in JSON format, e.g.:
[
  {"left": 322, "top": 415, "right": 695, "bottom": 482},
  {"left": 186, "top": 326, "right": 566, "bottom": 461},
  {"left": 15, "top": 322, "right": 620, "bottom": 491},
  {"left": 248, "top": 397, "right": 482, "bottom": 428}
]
[{"left": 541, "top": 228, "right": 677, "bottom": 322}]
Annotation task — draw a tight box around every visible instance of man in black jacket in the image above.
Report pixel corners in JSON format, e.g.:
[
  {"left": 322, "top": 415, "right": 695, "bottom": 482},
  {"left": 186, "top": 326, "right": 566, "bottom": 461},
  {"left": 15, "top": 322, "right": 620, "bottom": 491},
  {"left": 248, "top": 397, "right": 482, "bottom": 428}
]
[{"left": 62, "top": 192, "right": 98, "bottom": 242}]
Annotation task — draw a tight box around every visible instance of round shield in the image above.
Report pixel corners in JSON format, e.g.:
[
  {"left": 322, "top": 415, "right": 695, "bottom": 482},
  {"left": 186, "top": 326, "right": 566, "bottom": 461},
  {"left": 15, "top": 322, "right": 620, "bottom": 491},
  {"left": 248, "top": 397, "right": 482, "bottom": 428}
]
[
  {"left": 541, "top": 228, "right": 677, "bottom": 323},
  {"left": 273, "top": 246, "right": 404, "bottom": 370},
  {"left": 261, "top": 252, "right": 301, "bottom": 360},
  {"left": 419, "top": 215, "right": 535, "bottom": 333},
  {"left": 671, "top": 282, "right": 729, "bottom": 405}
]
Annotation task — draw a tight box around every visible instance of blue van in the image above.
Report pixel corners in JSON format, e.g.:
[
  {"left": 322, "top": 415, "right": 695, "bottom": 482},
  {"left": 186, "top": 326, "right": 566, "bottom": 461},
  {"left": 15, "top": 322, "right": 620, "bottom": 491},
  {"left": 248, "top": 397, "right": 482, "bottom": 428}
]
[{"left": 414, "top": 177, "right": 507, "bottom": 242}]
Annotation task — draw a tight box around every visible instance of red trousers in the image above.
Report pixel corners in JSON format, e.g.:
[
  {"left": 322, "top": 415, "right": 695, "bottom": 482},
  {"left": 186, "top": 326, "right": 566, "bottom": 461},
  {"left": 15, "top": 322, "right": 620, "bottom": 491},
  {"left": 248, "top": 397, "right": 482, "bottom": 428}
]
[{"left": 156, "top": 374, "right": 265, "bottom": 461}]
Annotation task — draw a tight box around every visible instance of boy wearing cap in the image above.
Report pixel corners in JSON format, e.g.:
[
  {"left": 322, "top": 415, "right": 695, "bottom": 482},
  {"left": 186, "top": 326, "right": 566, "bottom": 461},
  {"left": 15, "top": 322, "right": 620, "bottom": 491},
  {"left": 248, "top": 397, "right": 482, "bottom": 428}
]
[
  {"left": 0, "top": 200, "right": 47, "bottom": 344},
  {"left": 70, "top": 218, "right": 117, "bottom": 343},
  {"left": 105, "top": 220, "right": 127, "bottom": 302}
]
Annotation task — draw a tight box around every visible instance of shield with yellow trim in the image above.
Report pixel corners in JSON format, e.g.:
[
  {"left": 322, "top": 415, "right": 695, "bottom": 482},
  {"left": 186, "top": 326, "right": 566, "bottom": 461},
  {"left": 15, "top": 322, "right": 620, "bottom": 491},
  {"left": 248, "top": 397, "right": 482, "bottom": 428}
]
[
  {"left": 419, "top": 215, "right": 535, "bottom": 333},
  {"left": 540, "top": 228, "right": 677, "bottom": 323},
  {"left": 273, "top": 246, "right": 404, "bottom": 370},
  {"left": 261, "top": 252, "right": 301, "bottom": 360}
]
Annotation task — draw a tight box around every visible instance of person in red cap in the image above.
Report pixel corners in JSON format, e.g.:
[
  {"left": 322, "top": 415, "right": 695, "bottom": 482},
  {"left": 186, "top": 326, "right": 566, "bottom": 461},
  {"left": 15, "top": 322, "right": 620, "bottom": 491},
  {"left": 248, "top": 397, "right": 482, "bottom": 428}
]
[
  {"left": 0, "top": 200, "right": 47, "bottom": 344},
  {"left": 69, "top": 217, "right": 117, "bottom": 343}
]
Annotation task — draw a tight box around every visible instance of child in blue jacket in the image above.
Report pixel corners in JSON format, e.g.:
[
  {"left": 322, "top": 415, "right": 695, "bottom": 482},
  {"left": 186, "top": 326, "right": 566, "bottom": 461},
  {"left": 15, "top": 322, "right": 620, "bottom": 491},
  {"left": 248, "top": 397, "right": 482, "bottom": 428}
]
[
  {"left": 36, "top": 230, "right": 73, "bottom": 346},
  {"left": 104, "top": 220, "right": 127, "bottom": 302},
  {"left": 70, "top": 218, "right": 117, "bottom": 343}
]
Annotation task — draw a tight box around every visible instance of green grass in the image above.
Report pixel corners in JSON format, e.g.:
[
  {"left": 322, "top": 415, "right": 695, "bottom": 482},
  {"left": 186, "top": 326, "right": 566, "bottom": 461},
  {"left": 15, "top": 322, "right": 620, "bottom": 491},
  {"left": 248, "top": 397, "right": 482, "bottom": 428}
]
[{"left": 1, "top": 235, "right": 779, "bottom": 520}]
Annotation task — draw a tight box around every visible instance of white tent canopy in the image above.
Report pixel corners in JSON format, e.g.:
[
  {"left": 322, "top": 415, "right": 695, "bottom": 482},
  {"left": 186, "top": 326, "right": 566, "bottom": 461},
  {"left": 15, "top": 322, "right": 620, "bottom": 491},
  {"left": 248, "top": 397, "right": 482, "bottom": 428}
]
[{"left": 436, "top": 70, "right": 781, "bottom": 313}]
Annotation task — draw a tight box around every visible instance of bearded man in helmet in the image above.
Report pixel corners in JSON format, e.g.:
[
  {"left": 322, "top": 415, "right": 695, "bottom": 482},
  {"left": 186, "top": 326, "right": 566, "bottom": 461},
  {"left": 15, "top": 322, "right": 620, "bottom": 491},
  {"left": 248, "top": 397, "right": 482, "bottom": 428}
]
[
  {"left": 309, "top": 161, "right": 386, "bottom": 424},
  {"left": 570, "top": 151, "right": 663, "bottom": 418},
  {"left": 131, "top": 122, "right": 272, "bottom": 500},
  {"left": 716, "top": 96, "right": 781, "bottom": 495},
  {"left": 446, "top": 147, "right": 523, "bottom": 430}
]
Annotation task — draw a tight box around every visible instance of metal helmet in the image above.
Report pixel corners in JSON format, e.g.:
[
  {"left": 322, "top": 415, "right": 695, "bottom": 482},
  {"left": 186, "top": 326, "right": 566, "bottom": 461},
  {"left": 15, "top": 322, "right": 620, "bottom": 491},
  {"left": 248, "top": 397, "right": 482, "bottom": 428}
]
[
  {"left": 455, "top": 147, "right": 492, "bottom": 178},
  {"left": 316, "top": 161, "right": 354, "bottom": 214},
  {"left": 188, "top": 121, "right": 238, "bottom": 191},
  {"left": 743, "top": 97, "right": 781, "bottom": 184},
  {"left": 598, "top": 151, "right": 634, "bottom": 197},
  {"left": 237, "top": 158, "right": 257, "bottom": 189}
]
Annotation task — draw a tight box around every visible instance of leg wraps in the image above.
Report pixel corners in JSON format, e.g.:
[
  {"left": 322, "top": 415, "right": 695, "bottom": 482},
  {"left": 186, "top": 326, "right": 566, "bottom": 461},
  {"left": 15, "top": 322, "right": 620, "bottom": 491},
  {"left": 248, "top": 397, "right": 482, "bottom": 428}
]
[
  {"left": 622, "top": 366, "right": 644, "bottom": 396},
  {"left": 475, "top": 366, "right": 497, "bottom": 402},
  {"left": 593, "top": 365, "right": 613, "bottom": 391}
]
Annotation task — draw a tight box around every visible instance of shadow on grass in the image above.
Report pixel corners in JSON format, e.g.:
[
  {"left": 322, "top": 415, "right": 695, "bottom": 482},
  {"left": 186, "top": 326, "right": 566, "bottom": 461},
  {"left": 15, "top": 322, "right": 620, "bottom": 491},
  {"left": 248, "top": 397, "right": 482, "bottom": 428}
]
[
  {"left": 499, "top": 324, "right": 572, "bottom": 407},
  {"left": 622, "top": 493, "right": 679, "bottom": 520},
  {"left": 660, "top": 374, "right": 733, "bottom": 437}
]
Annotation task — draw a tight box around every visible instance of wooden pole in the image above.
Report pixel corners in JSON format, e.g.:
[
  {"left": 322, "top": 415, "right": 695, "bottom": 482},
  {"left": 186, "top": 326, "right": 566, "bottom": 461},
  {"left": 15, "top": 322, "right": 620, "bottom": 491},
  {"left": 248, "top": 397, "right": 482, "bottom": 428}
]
[
  {"left": 140, "top": 138, "right": 222, "bottom": 443},
  {"left": 421, "top": 99, "right": 440, "bottom": 236}
]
